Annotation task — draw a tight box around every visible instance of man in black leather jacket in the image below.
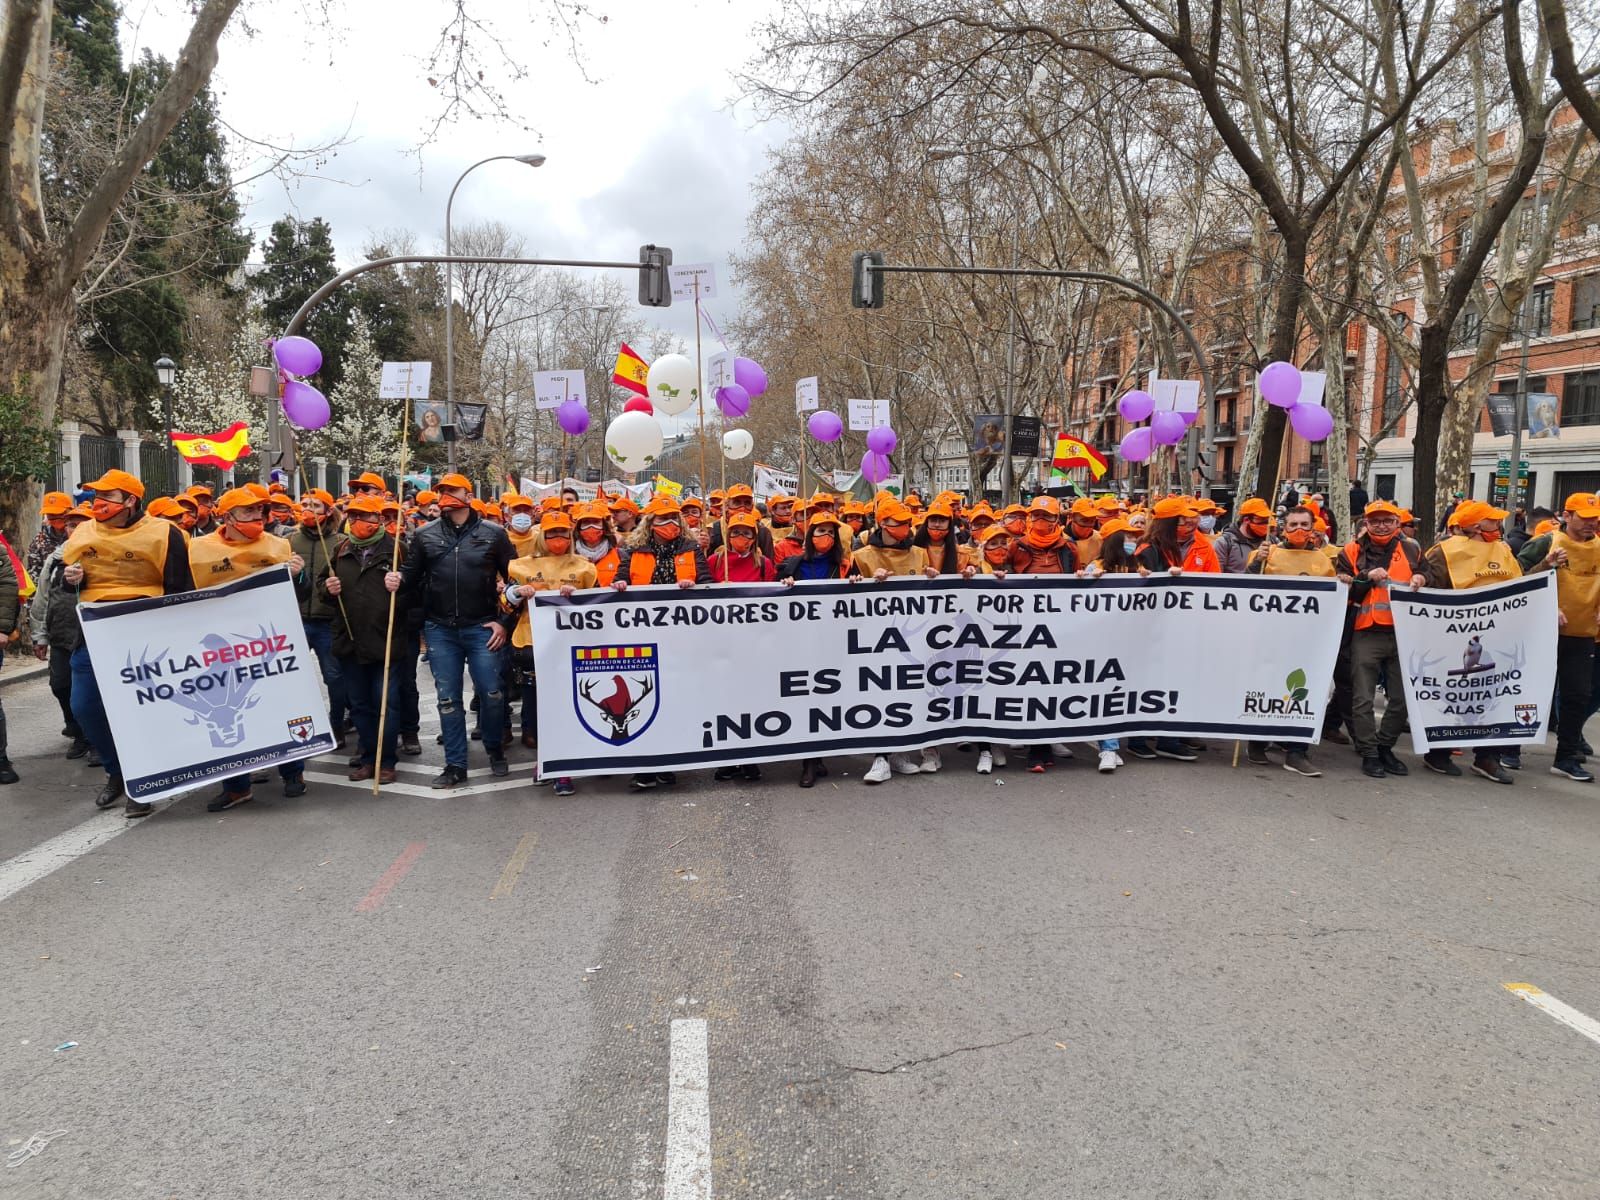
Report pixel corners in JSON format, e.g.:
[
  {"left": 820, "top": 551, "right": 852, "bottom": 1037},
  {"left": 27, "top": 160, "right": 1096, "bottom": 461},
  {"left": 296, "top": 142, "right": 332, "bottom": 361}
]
[{"left": 391, "top": 473, "right": 515, "bottom": 787}]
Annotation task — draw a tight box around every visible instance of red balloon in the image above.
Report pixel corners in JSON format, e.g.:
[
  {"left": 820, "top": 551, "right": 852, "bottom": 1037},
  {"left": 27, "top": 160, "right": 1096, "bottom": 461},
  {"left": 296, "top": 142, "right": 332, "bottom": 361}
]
[{"left": 624, "top": 395, "right": 654, "bottom": 414}]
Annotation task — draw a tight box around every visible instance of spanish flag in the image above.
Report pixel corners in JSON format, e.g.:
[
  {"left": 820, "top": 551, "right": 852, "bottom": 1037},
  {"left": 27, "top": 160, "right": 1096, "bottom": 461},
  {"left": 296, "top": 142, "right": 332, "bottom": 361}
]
[
  {"left": 612, "top": 343, "right": 650, "bottom": 397},
  {"left": 1051, "top": 433, "right": 1109, "bottom": 481},
  {"left": 170, "top": 421, "right": 252, "bottom": 468}
]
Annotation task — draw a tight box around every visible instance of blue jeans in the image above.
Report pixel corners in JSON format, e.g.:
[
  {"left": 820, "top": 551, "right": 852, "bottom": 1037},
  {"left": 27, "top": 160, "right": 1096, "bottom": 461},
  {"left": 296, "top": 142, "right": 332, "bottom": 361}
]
[
  {"left": 1099, "top": 739, "right": 1120, "bottom": 752},
  {"left": 342, "top": 655, "right": 399, "bottom": 768},
  {"left": 426, "top": 621, "right": 506, "bottom": 767},
  {"left": 302, "top": 618, "right": 349, "bottom": 730},
  {"left": 69, "top": 644, "right": 117, "bottom": 776}
]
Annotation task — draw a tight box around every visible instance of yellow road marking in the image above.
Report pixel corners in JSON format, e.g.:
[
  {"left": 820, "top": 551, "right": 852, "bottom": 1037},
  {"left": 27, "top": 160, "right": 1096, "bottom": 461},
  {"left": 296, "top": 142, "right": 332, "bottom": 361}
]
[{"left": 490, "top": 832, "right": 539, "bottom": 900}]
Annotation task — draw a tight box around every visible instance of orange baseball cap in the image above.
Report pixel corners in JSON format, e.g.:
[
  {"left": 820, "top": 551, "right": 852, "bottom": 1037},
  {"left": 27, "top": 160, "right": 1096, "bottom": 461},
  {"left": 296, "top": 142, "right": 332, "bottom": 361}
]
[
  {"left": 215, "top": 487, "right": 264, "bottom": 514},
  {"left": 1364, "top": 499, "right": 1404, "bottom": 518},
  {"left": 1069, "top": 497, "right": 1099, "bottom": 518},
  {"left": 41, "top": 491, "right": 72, "bottom": 516},
  {"left": 879, "top": 501, "right": 914, "bottom": 524},
  {"left": 437, "top": 473, "right": 473, "bottom": 491},
  {"left": 1151, "top": 497, "right": 1197, "bottom": 519},
  {"left": 414, "top": 490, "right": 438, "bottom": 505},
  {"left": 681, "top": 496, "right": 706, "bottom": 511},
  {"left": 708, "top": 489, "right": 727, "bottom": 503},
  {"left": 186, "top": 484, "right": 214, "bottom": 500},
  {"left": 302, "top": 488, "right": 335, "bottom": 508},
  {"left": 354, "top": 471, "right": 388, "bottom": 490},
  {"left": 644, "top": 496, "right": 683, "bottom": 518},
  {"left": 1239, "top": 497, "right": 1273, "bottom": 519},
  {"left": 611, "top": 496, "right": 642, "bottom": 515},
  {"left": 976, "top": 524, "right": 1012, "bottom": 544},
  {"left": 1099, "top": 517, "right": 1134, "bottom": 538},
  {"left": 1564, "top": 492, "right": 1600, "bottom": 518},
  {"left": 503, "top": 493, "right": 535, "bottom": 511},
  {"left": 725, "top": 484, "right": 754, "bottom": 499},
  {"left": 1095, "top": 494, "right": 1124, "bottom": 512},
  {"left": 1454, "top": 499, "right": 1509, "bottom": 526},
  {"left": 727, "top": 512, "right": 759, "bottom": 531},
  {"left": 541, "top": 511, "right": 574, "bottom": 533},
  {"left": 347, "top": 495, "right": 387, "bottom": 516},
  {"left": 484, "top": 503, "right": 504, "bottom": 520},
  {"left": 86, "top": 469, "right": 146, "bottom": 499},
  {"left": 924, "top": 499, "right": 955, "bottom": 519},
  {"left": 147, "top": 497, "right": 184, "bottom": 518},
  {"left": 1029, "top": 496, "right": 1063, "bottom": 516}
]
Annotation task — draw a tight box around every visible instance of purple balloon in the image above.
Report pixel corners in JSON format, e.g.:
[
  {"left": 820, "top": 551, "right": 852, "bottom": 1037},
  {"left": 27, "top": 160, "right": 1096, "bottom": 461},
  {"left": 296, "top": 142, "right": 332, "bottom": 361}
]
[
  {"left": 273, "top": 336, "right": 322, "bottom": 377},
  {"left": 808, "top": 410, "right": 843, "bottom": 442},
  {"left": 1118, "top": 390, "right": 1154, "bottom": 423},
  {"left": 1259, "top": 360, "right": 1302, "bottom": 409},
  {"left": 733, "top": 357, "right": 768, "bottom": 398},
  {"left": 1118, "top": 426, "right": 1155, "bottom": 463},
  {"left": 1151, "top": 410, "right": 1187, "bottom": 446},
  {"left": 715, "top": 384, "right": 751, "bottom": 419},
  {"left": 281, "top": 380, "right": 330, "bottom": 430},
  {"left": 557, "top": 399, "right": 590, "bottom": 436},
  {"left": 860, "top": 450, "right": 892, "bottom": 484},
  {"left": 865, "top": 425, "right": 897, "bottom": 455},
  {"left": 1289, "top": 402, "right": 1334, "bottom": 442}
]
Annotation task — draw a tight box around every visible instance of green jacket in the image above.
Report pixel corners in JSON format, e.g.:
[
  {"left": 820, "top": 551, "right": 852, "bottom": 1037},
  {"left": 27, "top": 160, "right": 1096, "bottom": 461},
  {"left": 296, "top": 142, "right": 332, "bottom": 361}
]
[
  {"left": 317, "top": 534, "right": 410, "bottom": 665},
  {"left": 290, "top": 525, "right": 344, "bottom": 621}
]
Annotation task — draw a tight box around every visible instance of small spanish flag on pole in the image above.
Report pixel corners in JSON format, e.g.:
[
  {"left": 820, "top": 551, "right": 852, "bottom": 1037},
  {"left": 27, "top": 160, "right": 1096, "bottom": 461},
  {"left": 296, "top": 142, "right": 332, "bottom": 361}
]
[
  {"left": 169, "top": 421, "right": 252, "bottom": 469},
  {"left": 612, "top": 343, "right": 650, "bottom": 397},
  {"left": 1051, "top": 433, "right": 1109, "bottom": 481}
]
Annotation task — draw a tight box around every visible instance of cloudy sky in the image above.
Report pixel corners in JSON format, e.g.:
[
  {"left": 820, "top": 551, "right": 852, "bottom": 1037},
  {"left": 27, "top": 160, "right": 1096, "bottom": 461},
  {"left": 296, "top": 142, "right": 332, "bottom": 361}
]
[{"left": 131, "top": 0, "right": 789, "bottom": 346}]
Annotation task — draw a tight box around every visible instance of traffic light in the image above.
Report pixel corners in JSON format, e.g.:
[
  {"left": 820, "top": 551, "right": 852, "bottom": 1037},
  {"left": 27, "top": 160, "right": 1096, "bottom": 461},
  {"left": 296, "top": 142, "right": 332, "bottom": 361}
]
[
  {"left": 639, "top": 244, "right": 673, "bottom": 307},
  {"left": 852, "top": 251, "right": 885, "bottom": 309}
]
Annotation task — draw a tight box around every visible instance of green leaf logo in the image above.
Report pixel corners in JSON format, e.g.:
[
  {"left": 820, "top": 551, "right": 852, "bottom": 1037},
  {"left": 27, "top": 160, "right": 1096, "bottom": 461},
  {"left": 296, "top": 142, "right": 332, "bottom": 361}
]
[{"left": 1285, "top": 668, "right": 1306, "bottom": 692}]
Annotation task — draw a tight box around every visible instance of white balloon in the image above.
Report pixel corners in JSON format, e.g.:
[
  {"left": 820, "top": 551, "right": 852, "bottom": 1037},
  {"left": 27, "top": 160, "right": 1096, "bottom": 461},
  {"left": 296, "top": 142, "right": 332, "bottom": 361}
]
[
  {"left": 722, "top": 429, "right": 754, "bottom": 460},
  {"left": 605, "top": 410, "right": 665, "bottom": 472},
  {"left": 647, "top": 353, "right": 698, "bottom": 416}
]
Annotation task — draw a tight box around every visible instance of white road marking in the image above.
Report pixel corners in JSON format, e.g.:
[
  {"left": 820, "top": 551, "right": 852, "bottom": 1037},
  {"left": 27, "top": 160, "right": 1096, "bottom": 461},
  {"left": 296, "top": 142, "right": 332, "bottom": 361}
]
[
  {"left": 665, "top": 1018, "right": 713, "bottom": 1200},
  {"left": 1504, "top": 982, "right": 1600, "bottom": 1049},
  {"left": 300, "top": 770, "right": 534, "bottom": 798},
  {"left": 0, "top": 802, "right": 171, "bottom": 905}
]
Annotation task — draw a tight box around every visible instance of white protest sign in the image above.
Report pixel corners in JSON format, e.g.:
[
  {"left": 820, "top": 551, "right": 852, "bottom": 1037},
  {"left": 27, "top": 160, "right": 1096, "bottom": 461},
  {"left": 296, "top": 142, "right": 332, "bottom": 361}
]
[
  {"left": 77, "top": 570, "right": 336, "bottom": 800},
  {"left": 705, "top": 350, "right": 734, "bottom": 395},
  {"left": 533, "top": 574, "right": 1347, "bottom": 778},
  {"left": 753, "top": 463, "right": 799, "bottom": 500},
  {"left": 533, "top": 370, "right": 587, "bottom": 412},
  {"left": 1391, "top": 573, "right": 1557, "bottom": 753},
  {"left": 796, "top": 377, "right": 820, "bottom": 413},
  {"left": 669, "top": 263, "right": 718, "bottom": 301},
  {"left": 1296, "top": 371, "right": 1328, "bottom": 408},
  {"left": 847, "top": 398, "right": 890, "bottom": 431},
  {"left": 1150, "top": 378, "right": 1201, "bottom": 414},
  {"left": 380, "top": 361, "right": 432, "bottom": 400}
]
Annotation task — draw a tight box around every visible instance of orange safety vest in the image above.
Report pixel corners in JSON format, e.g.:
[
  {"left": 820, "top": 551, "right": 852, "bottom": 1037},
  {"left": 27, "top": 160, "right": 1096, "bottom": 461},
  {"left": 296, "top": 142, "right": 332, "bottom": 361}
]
[
  {"left": 63, "top": 515, "right": 174, "bottom": 602},
  {"left": 629, "top": 548, "right": 699, "bottom": 586},
  {"left": 1345, "top": 539, "right": 1413, "bottom": 629},
  {"left": 591, "top": 546, "right": 621, "bottom": 588}
]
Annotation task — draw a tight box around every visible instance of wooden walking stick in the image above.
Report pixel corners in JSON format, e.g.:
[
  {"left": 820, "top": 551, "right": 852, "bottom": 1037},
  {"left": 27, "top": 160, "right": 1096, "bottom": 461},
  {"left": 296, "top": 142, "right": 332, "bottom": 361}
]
[{"left": 372, "top": 381, "right": 413, "bottom": 796}]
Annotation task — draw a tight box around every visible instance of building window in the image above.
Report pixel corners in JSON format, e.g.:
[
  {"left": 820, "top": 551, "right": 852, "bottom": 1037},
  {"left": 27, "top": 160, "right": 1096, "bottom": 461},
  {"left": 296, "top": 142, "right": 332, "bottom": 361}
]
[
  {"left": 1572, "top": 275, "right": 1600, "bottom": 331},
  {"left": 1383, "top": 345, "right": 1406, "bottom": 425},
  {"left": 1566, "top": 371, "right": 1600, "bottom": 428},
  {"left": 1375, "top": 473, "right": 1397, "bottom": 501},
  {"left": 1453, "top": 305, "right": 1481, "bottom": 348},
  {"left": 1530, "top": 283, "right": 1553, "bottom": 338}
]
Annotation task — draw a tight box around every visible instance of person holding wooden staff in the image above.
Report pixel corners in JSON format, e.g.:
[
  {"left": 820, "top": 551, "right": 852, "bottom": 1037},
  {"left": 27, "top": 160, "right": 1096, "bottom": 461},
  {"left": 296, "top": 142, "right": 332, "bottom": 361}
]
[{"left": 320, "top": 495, "right": 407, "bottom": 784}]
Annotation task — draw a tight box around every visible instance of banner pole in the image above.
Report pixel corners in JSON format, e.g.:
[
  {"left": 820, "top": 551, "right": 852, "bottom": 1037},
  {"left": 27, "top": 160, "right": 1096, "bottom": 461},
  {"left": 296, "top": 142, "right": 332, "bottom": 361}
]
[
  {"left": 373, "top": 379, "right": 411, "bottom": 796},
  {"left": 294, "top": 459, "right": 352, "bottom": 633},
  {"left": 694, "top": 282, "right": 707, "bottom": 496}
]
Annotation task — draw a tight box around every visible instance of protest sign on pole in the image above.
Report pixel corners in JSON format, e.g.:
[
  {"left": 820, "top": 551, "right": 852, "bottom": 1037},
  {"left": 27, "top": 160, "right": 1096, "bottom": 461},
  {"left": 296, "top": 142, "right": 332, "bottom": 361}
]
[
  {"left": 533, "top": 574, "right": 1347, "bottom": 778},
  {"left": 796, "top": 377, "right": 820, "bottom": 413},
  {"left": 1391, "top": 573, "right": 1557, "bottom": 752},
  {"left": 847, "top": 398, "right": 890, "bottom": 431},
  {"left": 533, "top": 370, "right": 587, "bottom": 412},
  {"left": 379, "top": 361, "right": 432, "bottom": 400},
  {"left": 77, "top": 570, "right": 336, "bottom": 800}
]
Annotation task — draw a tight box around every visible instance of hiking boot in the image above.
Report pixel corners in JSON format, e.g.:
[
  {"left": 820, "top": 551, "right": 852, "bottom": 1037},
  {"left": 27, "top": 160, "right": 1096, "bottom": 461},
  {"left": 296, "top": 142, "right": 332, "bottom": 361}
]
[
  {"left": 349, "top": 763, "right": 376, "bottom": 782},
  {"left": 401, "top": 733, "right": 422, "bottom": 756},
  {"left": 378, "top": 767, "right": 397, "bottom": 785},
  {"left": 65, "top": 738, "right": 89, "bottom": 760},
  {"left": 0, "top": 759, "right": 16, "bottom": 785},
  {"left": 1283, "top": 750, "right": 1322, "bottom": 777},
  {"left": 1246, "top": 743, "right": 1271, "bottom": 766},
  {"left": 206, "top": 789, "right": 253, "bottom": 812},
  {"left": 431, "top": 765, "right": 468, "bottom": 789},
  {"left": 1423, "top": 750, "right": 1460, "bottom": 777},
  {"left": 1377, "top": 747, "right": 1409, "bottom": 776},
  {"left": 1471, "top": 757, "right": 1513, "bottom": 785},
  {"left": 94, "top": 775, "right": 125, "bottom": 809},
  {"left": 124, "top": 799, "right": 153, "bottom": 818},
  {"left": 1361, "top": 756, "right": 1386, "bottom": 779}
]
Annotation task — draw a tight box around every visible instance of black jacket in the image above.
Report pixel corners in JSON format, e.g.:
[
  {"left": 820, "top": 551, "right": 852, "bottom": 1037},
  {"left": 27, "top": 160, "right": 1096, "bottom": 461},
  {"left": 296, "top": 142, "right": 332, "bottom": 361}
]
[
  {"left": 320, "top": 534, "right": 412, "bottom": 664},
  {"left": 400, "top": 513, "right": 514, "bottom": 628}
]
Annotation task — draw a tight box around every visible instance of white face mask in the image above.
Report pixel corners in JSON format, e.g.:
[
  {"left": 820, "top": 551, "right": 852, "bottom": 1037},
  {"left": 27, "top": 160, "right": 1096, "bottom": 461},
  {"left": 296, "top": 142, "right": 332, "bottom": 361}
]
[
  {"left": 509, "top": 513, "right": 534, "bottom": 533},
  {"left": 1197, "top": 515, "right": 1217, "bottom": 533}
]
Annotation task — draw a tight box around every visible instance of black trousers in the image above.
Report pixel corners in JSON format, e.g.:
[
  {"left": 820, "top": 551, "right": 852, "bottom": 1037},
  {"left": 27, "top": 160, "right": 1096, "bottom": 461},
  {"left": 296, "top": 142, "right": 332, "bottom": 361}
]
[
  {"left": 1325, "top": 612, "right": 1355, "bottom": 734},
  {"left": 1554, "top": 635, "right": 1594, "bottom": 762},
  {"left": 48, "top": 645, "right": 80, "bottom": 734}
]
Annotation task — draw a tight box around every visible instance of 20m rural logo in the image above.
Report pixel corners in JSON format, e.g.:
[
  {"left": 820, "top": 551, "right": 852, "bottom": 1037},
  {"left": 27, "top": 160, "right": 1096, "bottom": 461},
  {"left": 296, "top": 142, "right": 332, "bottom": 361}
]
[{"left": 1241, "top": 668, "right": 1315, "bottom": 720}]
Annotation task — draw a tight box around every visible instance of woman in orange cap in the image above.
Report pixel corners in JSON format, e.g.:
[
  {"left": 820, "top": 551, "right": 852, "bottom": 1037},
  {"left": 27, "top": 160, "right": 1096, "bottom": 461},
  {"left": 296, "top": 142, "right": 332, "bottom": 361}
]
[
  {"left": 1134, "top": 497, "right": 1221, "bottom": 574},
  {"left": 25, "top": 491, "right": 75, "bottom": 589},
  {"left": 915, "top": 498, "right": 978, "bottom": 575},
  {"left": 1065, "top": 498, "right": 1103, "bottom": 564},
  {"left": 710, "top": 511, "right": 780, "bottom": 583},
  {"left": 777, "top": 512, "right": 848, "bottom": 583},
  {"left": 571, "top": 501, "right": 622, "bottom": 586}
]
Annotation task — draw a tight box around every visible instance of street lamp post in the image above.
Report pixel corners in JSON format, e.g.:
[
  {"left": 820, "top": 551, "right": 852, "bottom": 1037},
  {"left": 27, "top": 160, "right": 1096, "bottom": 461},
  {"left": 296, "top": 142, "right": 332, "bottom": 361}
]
[
  {"left": 444, "top": 152, "right": 546, "bottom": 470},
  {"left": 155, "top": 355, "right": 177, "bottom": 491}
]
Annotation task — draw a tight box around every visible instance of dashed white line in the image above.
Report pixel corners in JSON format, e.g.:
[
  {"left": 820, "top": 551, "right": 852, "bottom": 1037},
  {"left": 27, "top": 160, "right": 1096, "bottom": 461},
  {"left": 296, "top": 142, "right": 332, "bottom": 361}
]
[
  {"left": 1504, "top": 982, "right": 1600, "bottom": 1049},
  {"left": 665, "top": 1017, "right": 713, "bottom": 1200}
]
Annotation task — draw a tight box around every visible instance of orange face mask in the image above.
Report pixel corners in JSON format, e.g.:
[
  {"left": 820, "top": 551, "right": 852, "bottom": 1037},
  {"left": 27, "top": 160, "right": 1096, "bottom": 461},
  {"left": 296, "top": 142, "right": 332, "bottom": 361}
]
[
  {"left": 91, "top": 497, "right": 127, "bottom": 523},
  {"left": 1368, "top": 528, "right": 1397, "bottom": 544},
  {"left": 546, "top": 535, "right": 572, "bottom": 553},
  {"left": 438, "top": 493, "right": 470, "bottom": 511},
  {"left": 1003, "top": 517, "right": 1026, "bottom": 535},
  {"left": 228, "top": 519, "right": 266, "bottom": 542},
  {"left": 685, "top": 514, "right": 702, "bottom": 529},
  {"left": 1245, "top": 518, "right": 1269, "bottom": 537},
  {"left": 1025, "top": 519, "right": 1058, "bottom": 548},
  {"left": 1480, "top": 528, "right": 1503, "bottom": 542},
  {"left": 1284, "top": 528, "right": 1313, "bottom": 548},
  {"left": 578, "top": 525, "right": 605, "bottom": 545},
  {"left": 654, "top": 522, "right": 681, "bottom": 541},
  {"left": 984, "top": 544, "right": 1010, "bottom": 564},
  {"left": 349, "top": 519, "right": 382, "bottom": 540},
  {"left": 179, "top": 512, "right": 197, "bottom": 530},
  {"left": 811, "top": 532, "right": 836, "bottom": 552},
  {"left": 926, "top": 521, "right": 949, "bottom": 542},
  {"left": 1069, "top": 521, "right": 1096, "bottom": 539}
]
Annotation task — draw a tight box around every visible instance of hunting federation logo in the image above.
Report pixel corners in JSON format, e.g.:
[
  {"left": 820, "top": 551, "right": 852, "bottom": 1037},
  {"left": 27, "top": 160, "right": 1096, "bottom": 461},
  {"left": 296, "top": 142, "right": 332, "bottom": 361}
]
[{"left": 573, "top": 645, "right": 660, "bottom": 745}]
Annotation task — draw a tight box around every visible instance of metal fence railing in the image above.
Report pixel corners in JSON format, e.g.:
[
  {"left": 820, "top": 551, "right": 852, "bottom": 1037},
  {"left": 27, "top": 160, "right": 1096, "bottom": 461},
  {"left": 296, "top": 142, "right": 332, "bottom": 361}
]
[
  {"left": 139, "top": 441, "right": 176, "bottom": 497},
  {"left": 79, "top": 435, "right": 120, "bottom": 489}
]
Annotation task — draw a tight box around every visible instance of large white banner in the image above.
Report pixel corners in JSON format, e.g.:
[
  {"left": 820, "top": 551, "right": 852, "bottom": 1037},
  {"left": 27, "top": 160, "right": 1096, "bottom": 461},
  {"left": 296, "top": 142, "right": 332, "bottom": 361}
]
[
  {"left": 532, "top": 575, "right": 1347, "bottom": 778},
  {"left": 753, "top": 463, "right": 798, "bottom": 500},
  {"left": 1391, "top": 573, "right": 1557, "bottom": 752},
  {"left": 77, "top": 570, "right": 335, "bottom": 800}
]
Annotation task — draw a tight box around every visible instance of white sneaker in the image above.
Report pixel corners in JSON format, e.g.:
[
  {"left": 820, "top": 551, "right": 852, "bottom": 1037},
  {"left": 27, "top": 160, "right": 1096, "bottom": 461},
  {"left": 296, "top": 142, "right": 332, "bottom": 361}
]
[
  {"left": 1098, "top": 750, "right": 1119, "bottom": 774},
  {"left": 992, "top": 747, "right": 1008, "bottom": 767},
  {"left": 864, "top": 756, "right": 892, "bottom": 784},
  {"left": 890, "top": 753, "right": 922, "bottom": 775},
  {"left": 919, "top": 747, "right": 942, "bottom": 773},
  {"left": 977, "top": 750, "right": 993, "bottom": 774},
  {"left": 1051, "top": 743, "right": 1075, "bottom": 759}
]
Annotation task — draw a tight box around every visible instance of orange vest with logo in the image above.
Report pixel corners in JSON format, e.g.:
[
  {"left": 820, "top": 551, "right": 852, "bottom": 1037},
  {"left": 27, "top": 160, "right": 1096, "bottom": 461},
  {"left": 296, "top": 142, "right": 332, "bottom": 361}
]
[
  {"left": 591, "top": 546, "right": 621, "bottom": 587},
  {"left": 1257, "top": 545, "right": 1338, "bottom": 577},
  {"left": 628, "top": 549, "right": 699, "bottom": 586},
  {"left": 63, "top": 515, "right": 173, "bottom": 602},
  {"left": 1345, "top": 539, "right": 1413, "bottom": 629},
  {"left": 1439, "top": 535, "right": 1522, "bottom": 590},
  {"left": 187, "top": 530, "right": 293, "bottom": 589},
  {"left": 1549, "top": 531, "right": 1600, "bottom": 639},
  {"left": 508, "top": 554, "right": 599, "bottom": 648}
]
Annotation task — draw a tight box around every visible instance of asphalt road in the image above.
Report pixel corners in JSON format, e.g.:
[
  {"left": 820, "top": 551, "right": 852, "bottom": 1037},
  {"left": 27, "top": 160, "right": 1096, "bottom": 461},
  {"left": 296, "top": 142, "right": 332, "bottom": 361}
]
[{"left": 2, "top": 667, "right": 1598, "bottom": 1199}]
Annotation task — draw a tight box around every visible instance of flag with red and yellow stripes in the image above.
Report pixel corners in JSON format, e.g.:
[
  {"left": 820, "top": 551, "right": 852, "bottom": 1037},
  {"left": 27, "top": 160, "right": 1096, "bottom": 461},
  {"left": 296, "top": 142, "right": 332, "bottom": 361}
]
[
  {"left": 1051, "top": 433, "right": 1109, "bottom": 481},
  {"left": 170, "top": 421, "right": 252, "bottom": 468},
  {"left": 612, "top": 343, "right": 650, "bottom": 397}
]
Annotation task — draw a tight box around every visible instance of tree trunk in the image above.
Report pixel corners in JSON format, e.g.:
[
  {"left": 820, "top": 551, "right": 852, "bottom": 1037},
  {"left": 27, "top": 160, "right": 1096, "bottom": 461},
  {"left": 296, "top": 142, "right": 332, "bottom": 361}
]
[
  {"left": 1409, "top": 322, "right": 1452, "bottom": 543},
  {"left": 1322, "top": 325, "right": 1353, "bottom": 540},
  {"left": 1434, "top": 370, "right": 1481, "bottom": 504},
  {"left": 0, "top": 242, "right": 71, "bottom": 540},
  {"left": 1238, "top": 237, "right": 1307, "bottom": 500}
]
